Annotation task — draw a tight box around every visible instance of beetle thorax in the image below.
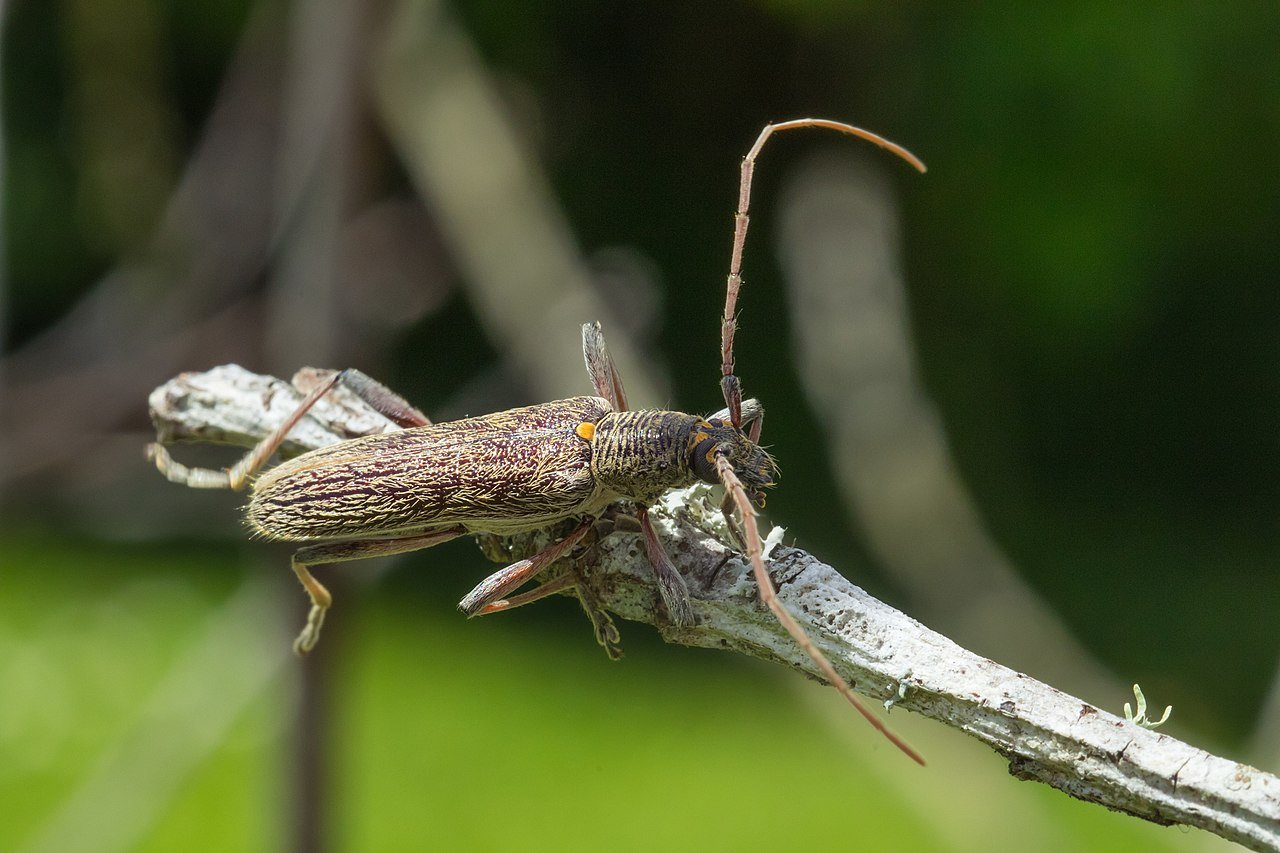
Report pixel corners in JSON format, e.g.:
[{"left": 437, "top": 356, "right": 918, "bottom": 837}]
[{"left": 588, "top": 410, "right": 701, "bottom": 504}]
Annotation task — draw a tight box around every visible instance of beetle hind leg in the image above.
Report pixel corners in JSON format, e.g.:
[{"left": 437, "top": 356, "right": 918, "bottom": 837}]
[
  {"left": 333, "top": 368, "right": 432, "bottom": 427},
  {"left": 148, "top": 370, "right": 347, "bottom": 491},
  {"left": 291, "top": 556, "right": 333, "bottom": 655},
  {"left": 288, "top": 526, "right": 465, "bottom": 654}
]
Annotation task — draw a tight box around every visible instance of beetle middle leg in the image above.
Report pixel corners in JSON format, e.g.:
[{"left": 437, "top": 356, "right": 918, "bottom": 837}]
[
  {"left": 581, "top": 323, "right": 696, "bottom": 627},
  {"left": 290, "top": 525, "right": 467, "bottom": 654},
  {"left": 457, "top": 518, "right": 594, "bottom": 616},
  {"left": 637, "top": 509, "right": 696, "bottom": 627},
  {"left": 474, "top": 516, "right": 625, "bottom": 659},
  {"left": 475, "top": 560, "right": 625, "bottom": 661}
]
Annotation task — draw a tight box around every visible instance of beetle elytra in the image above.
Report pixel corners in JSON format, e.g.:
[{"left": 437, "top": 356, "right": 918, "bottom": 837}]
[{"left": 148, "top": 118, "right": 926, "bottom": 763}]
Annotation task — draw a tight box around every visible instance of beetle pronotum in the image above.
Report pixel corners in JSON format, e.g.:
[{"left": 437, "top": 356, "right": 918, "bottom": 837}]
[{"left": 148, "top": 118, "right": 926, "bottom": 763}]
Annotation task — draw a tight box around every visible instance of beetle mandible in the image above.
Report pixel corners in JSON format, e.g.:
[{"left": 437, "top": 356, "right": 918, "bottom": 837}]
[{"left": 147, "top": 118, "right": 927, "bottom": 762}]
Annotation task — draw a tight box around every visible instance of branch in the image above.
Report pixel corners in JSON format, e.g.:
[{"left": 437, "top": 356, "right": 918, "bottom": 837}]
[{"left": 149, "top": 365, "right": 1280, "bottom": 852}]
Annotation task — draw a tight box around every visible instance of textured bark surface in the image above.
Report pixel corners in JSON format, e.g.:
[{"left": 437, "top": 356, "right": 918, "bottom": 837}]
[{"left": 149, "top": 365, "right": 1280, "bottom": 852}]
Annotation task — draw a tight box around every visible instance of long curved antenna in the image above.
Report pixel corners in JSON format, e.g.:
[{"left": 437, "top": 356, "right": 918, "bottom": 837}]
[
  {"left": 720, "top": 119, "right": 926, "bottom": 427},
  {"left": 716, "top": 453, "right": 926, "bottom": 765}
]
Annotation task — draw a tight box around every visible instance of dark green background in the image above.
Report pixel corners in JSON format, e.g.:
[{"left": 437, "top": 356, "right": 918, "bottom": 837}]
[{"left": 2, "top": 1, "right": 1275, "bottom": 849}]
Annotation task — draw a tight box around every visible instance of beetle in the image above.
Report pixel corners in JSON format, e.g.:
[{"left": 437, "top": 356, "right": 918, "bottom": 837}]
[{"left": 148, "top": 118, "right": 926, "bottom": 762}]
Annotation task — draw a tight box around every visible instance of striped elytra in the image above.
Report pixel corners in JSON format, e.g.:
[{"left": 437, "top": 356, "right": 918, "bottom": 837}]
[{"left": 248, "top": 396, "right": 774, "bottom": 542}]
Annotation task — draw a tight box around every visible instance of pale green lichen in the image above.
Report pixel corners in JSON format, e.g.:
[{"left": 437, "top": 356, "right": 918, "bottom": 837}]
[
  {"left": 884, "top": 679, "right": 910, "bottom": 712},
  {"left": 1123, "top": 683, "right": 1172, "bottom": 729},
  {"left": 760, "top": 525, "right": 786, "bottom": 560}
]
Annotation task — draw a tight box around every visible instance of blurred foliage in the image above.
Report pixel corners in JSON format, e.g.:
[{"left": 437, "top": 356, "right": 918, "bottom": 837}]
[
  {"left": 0, "top": 535, "right": 1208, "bottom": 851},
  {"left": 441, "top": 0, "right": 1280, "bottom": 735},
  {"left": 1, "top": 0, "right": 1275, "bottom": 848}
]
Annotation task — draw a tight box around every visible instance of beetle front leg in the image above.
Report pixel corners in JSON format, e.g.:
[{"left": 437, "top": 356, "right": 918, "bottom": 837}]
[
  {"left": 290, "top": 526, "right": 465, "bottom": 654},
  {"left": 638, "top": 508, "right": 696, "bottom": 628}
]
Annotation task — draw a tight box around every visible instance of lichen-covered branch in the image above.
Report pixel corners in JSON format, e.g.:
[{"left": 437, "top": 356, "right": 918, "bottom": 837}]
[{"left": 149, "top": 365, "right": 1280, "bottom": 852}]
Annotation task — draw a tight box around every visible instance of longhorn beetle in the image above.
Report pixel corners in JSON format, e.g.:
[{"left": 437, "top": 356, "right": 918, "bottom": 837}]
[{"left": 148, "top": 118, "right": 927, "bottom": 763}]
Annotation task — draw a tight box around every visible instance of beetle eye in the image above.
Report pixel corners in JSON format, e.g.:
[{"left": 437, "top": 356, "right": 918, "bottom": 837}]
[{"left": 690, "top": 437, "right": 720, "bottom": 484}]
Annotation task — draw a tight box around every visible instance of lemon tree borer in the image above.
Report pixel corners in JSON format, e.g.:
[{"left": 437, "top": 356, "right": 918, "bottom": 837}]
[{"left": 148, "top": 118, "right": 926, "bottom": 762}]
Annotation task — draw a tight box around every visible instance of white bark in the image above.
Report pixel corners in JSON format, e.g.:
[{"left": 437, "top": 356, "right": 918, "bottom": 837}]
[{"left": 148, "top": 365, "right": 1280, "bottom": 852}]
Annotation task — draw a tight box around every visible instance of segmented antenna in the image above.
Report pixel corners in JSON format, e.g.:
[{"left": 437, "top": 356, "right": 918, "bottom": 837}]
[{"left": 719, "top": 119, "right": 926, "bottom": 427}]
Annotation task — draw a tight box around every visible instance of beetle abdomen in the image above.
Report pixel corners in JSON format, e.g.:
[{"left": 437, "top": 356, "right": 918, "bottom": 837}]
[{"left": 248, "top": 396, "right": 612, "bottom": 540}]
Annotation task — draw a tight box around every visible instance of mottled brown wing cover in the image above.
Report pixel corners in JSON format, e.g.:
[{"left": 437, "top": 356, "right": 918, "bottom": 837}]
[{"left": 248, "top": 396, "right": 612, "bottom": 541}]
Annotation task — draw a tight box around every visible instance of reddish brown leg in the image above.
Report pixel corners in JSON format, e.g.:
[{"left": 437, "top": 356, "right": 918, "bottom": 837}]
[
  {"left": 581, "top": 321, "right": 695, "bottom": 628},
  {"left": 291, "top": 525, "right": 466, "bottom": 654},
  {"left": 709, "top": 398, "right": 764, "bottom": 431},
  {"left": 715, "top": 454, "right": 924, "bottom": 765},
  {"left": 581, "top": 321, "right": 629, "bottom": 412},
  {"left": 148, "top": 368, "right": 433, "bottom": 490},
  {"left": 477, "top": 568, "right": 625, "bottom": 661},
  {"left": 475, "top": 571, "right": 578, "bottom": 612},
  {"left": 458, "top": 519, "right": 594, "bottom": 616},
  {"left": 638, "top": 508, "right": 696, "bottom": 628},
  {"left": 336, "top": 368, "right": 432, "bottom": 427},
  {"left": 148, "top": 371, "right": 346, "bottom": 490}
]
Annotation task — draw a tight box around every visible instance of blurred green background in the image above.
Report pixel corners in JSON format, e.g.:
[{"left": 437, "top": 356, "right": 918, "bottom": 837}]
[{"left": 1, "top": 0, "right": 1276, "bottom": 850}]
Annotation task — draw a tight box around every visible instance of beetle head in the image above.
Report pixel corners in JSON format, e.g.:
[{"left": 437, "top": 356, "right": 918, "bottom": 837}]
[{"left": 688, "top": 418, "right": 778, "bottom": 507}]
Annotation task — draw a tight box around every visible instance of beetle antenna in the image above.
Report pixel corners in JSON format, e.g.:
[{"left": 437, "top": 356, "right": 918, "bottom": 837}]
[
  {"left": 715, "top": 453, "right": 926, "bottom": 765},
  {"left": 720, "top": 119, "right": 926, "bottom": 427}
]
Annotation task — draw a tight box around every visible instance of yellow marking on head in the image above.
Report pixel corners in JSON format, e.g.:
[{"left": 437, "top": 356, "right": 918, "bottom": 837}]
[{"left": 576, "top": 422, "right": 596, "bottom": 441}]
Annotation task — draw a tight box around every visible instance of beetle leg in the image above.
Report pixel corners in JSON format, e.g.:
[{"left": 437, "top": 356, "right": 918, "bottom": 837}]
[
  {"left": 582, "top": 321, "right": 629, "bottom": 412},
  {"left": 638, "top": 508, "right": 696, "bottom": 628},
  {"left": 148, "top": 368, "right": 433, "bottom": 491},
  {"left": 572, "top": 578, "right": 624, "bottom": 660},
  {"left": 326, "top": 368, "right": 432, "bottom": 427},
  {"left": 148, "top": 370, "right": 346, "bottom": 490},
  {"left": 479, "top": 575, "right": 626, "bottom": 661},
  {"left": 290, "top": 526, "right": 466, "bottom": 654},
  {"left": 708, "top": 397, "right": 764, "bottom": 431},
  {"left": 476, "top": 570, "right": 577, "bottom": 612},
  {"left": 718, "top": 491, "right": 748, "bottom": 551},
  {"left": 458, "top": 518, "right": 594, "bottom": 617},
  {"left": 476, "top": 548, "right": 625, "bottom": 661}
]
